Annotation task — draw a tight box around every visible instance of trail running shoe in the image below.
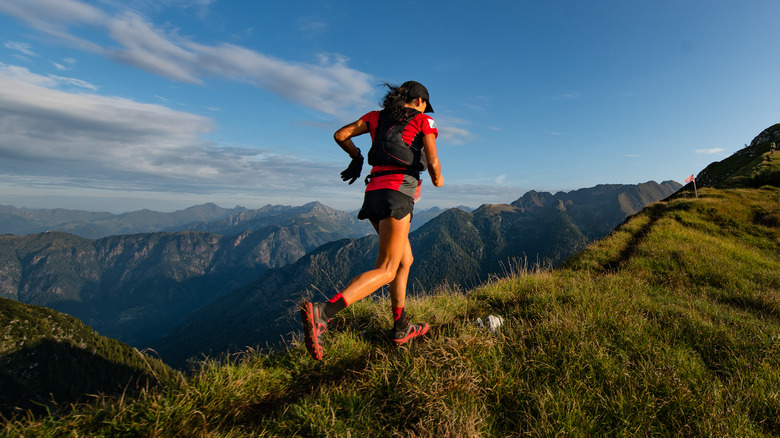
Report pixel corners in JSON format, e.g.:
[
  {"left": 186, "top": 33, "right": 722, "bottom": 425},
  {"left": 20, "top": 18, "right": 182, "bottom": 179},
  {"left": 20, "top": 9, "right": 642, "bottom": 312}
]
[
  {"left": 393, "top": 322, "right": 429, "bottom": 346},
  {"left": 301, "top": 301, "right": 328, "bottom": 360}
]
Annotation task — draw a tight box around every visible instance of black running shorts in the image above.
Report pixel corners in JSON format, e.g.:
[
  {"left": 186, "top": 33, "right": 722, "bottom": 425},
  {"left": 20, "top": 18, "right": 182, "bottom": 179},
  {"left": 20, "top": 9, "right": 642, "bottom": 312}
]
[{"left": 357, "top": 189, "right": 413, "bottom": 222}]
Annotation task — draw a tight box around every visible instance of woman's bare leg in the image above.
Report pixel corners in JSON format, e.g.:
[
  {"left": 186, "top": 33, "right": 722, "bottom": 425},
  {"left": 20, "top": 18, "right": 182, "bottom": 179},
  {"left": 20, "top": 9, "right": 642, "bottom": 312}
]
[
  {"left": 388, "top": 237, "right": 413, "bottom": 309},
  {"left": 340, "top": 214, "right": 411, "bottom": 305}
]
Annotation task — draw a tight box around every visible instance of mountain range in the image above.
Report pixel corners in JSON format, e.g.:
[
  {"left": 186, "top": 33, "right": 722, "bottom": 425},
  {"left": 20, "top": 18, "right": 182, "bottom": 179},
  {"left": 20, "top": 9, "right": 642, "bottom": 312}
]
[
  {"left": 0, "top": 201, "right": 376, "bottom": 239},
  {"left": 0, "top": 200, "right": 457, "bottom": 240}
]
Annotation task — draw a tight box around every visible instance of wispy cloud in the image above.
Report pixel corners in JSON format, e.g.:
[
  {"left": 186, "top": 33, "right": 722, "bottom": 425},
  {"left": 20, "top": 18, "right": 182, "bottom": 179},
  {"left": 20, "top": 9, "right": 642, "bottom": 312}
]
[
  {"left": 0, "top": 63, "right": 97, "bottom": 91},
  {"left": 0, "top": 0, "right": 106, "bottom": 51},
  {"left": 553, "top": 92, "right": 582, "bottom": 100},
  {"left": 4, "top": 41, "right": 37, "bottom": 56},
  {"left": 434, "top": 116, "right": 476, "bottom": 145},
  {"left": 695, "top": 148, "right": 724, "bottom": 154},
  {"left": 428, "top": 183, "right": 528, "bottom": 208},
  {"left": 298, "top": 17, "right": 329, "bottom": 38},
  {"left": 0, "top": 0, "right": 374, "bottom": 117}
]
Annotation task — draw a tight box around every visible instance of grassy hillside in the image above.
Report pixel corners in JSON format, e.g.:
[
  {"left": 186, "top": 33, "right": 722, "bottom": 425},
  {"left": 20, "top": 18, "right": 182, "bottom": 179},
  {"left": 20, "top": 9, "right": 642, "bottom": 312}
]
[
  {"left": 3, "top": 169, "right": 778, "bottom": 433},
  {"left": 0, "top": 298, "right": 177, "bottom": 418},
  {"left": 696, "top": 123, "right": 780, "bottom": 189}
]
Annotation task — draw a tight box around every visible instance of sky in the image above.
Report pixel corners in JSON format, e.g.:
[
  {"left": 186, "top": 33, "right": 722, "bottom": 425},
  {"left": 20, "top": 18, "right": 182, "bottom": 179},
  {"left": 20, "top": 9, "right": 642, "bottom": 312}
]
[{"left": 1, "top": 0, "right": 779, "bottom": 213}]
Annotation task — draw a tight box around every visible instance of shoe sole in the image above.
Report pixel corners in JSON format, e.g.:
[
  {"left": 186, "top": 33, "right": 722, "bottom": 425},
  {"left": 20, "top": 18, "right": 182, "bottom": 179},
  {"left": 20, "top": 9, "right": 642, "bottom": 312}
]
[
  {"left": 393, "top": 323, "right": 429, "bottom": 346},
  {"left": 300, "top": 302, "right": 324, "bottom": 360}
]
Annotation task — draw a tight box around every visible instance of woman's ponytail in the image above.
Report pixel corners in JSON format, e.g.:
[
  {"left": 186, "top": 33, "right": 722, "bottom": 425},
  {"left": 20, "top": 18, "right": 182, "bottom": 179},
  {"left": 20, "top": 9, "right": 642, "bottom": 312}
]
[{"left": 380, "top": 82, "right": 411, "bottom": 121}]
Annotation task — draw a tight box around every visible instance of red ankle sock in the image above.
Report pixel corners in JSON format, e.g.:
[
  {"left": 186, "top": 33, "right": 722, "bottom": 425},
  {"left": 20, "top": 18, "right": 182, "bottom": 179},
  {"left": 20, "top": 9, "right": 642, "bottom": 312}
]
[
  {"left": 393, "top": 307, "right": 407, "bottom": 330},
  {"left": 323, "top": 293, "right": 347, "bottom": 320}
]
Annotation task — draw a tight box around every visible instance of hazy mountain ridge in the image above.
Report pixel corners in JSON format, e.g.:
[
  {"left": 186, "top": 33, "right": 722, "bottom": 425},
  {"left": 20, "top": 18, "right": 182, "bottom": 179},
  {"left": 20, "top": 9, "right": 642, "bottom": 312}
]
[
  {"left": 0, "top": 203, "right": 245, "bottom": 238},
  {"left": 182, "top": 201, "right": 373, "bottom": 237},
  {"left": 0, "top": 201, "right": 376, "bottom": 239},
  {"left": 409, "top": 205, "right": 474, "bottom": 232},
  {"left": 511, "top": 181, "right": 682, "bottom": 239}
]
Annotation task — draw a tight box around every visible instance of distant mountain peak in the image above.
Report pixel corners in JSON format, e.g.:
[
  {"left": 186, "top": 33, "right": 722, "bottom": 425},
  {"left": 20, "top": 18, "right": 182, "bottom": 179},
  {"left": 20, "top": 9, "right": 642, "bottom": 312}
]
[{"left": 511, "top": 190, "right": 553, "bottom": 211}]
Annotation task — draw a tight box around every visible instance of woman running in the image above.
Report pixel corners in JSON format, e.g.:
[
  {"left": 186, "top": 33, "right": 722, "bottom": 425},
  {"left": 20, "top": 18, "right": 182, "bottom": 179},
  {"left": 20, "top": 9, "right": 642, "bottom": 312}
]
[{"left": 300, "top": 81, "right": 443, "bottom": 360}]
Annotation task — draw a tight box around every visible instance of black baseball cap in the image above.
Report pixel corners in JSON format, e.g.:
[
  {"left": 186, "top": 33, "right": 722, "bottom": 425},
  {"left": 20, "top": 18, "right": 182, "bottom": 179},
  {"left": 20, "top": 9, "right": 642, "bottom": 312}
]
[{"left": 402, "top": 80, "right": 434, "bottom": 113}]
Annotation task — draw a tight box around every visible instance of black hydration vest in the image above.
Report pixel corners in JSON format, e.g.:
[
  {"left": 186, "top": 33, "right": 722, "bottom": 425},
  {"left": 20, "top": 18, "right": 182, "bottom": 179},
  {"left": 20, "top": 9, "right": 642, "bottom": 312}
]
[{"left": 367, "top": 108, "right": 427, "bottom": 173}]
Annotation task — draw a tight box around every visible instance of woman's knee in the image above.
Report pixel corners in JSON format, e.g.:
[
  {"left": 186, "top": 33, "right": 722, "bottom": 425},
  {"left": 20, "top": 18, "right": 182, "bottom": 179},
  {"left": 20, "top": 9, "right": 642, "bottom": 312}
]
[
  {"left": 399, "top": 252, "right": 413, "bottom": 270},
  {"left": 376, "top": 266, "right": 397, "bottom": 285}
]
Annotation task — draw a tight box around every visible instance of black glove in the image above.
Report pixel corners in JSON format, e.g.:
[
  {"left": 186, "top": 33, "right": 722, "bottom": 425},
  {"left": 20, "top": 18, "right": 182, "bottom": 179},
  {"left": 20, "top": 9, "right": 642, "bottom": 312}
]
[{"left": 340, "top": 149, "right": 363, "bottom": 184}]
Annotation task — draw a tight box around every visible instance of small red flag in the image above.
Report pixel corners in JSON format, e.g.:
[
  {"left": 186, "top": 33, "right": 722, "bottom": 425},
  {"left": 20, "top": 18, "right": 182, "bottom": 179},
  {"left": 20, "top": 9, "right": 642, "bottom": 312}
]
[{"left": 685, "top": 174, "right": 695, "bottom": 183}]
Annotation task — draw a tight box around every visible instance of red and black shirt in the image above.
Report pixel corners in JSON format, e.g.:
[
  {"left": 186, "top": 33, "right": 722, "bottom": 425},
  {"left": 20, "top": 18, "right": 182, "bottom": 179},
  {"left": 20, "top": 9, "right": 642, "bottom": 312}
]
[{"left": 360, "top": 109, "right": 438, "bottom": 200}]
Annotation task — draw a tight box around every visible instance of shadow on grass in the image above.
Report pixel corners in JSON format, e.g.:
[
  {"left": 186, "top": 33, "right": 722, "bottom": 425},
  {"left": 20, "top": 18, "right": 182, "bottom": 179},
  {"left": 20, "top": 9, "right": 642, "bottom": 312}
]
[
  {"left": 712, "top": 294, "right": 780, "bottom": 322},
  {"left": 0, "top": 339, "right": 163, "bottom": 418},
  {"left": 599, "top": 201, "right": 695, "bottom": 272}
]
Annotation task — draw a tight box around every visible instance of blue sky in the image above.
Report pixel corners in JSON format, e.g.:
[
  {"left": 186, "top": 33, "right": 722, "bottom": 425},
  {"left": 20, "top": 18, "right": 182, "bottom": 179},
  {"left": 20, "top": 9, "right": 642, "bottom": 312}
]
[{"left": 1, "top": 0, "right": 778, "bottom": 213}]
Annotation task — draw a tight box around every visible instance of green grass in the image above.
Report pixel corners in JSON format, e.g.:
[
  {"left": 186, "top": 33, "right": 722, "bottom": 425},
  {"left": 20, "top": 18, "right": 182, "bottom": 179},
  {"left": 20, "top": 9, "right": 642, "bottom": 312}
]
[{"left": 3, "top": 186, "right": 780, "bottom": 437}]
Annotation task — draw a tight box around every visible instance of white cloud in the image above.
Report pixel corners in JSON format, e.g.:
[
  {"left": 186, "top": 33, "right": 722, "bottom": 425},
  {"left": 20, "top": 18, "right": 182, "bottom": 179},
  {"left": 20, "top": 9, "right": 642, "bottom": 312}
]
[
  {"left": 160, "top": 0, "right": 215, "bottom": 8},
  {"left": 435, "top": 116, "right": 476, "bottom": 145},
  {"left": 48, "top": 73, "right": 98, "bottom": 90},
  {"left": 0, "top": 66, "right": 211, "bottom": 167},
  {"left": 4, "top": 41, "right": 37, "bottom": 56},
  {"left": 298, "top": 17, "right": 329, "bottom": 38},
  {"left": 187, "top": 45, "right": 373, "bottom": 115},
  {"left": 695, "top": 148, "right": 724, "bottom": 154},
  {"left": 106, "top": 11, "right": 204, "bottom": 84},
  {"left": 0, "top": 0, "right": 106, "bottom": 51},
  {"left": 0, "top": 0, "right": 104, "bottom": 25},
  {"left": 52, "top": 58, "right": 77, "bottom": 71},
  {"left": 0, "top": 0, "right": 374, "bottom": 117},
  {"left": 0, "top": 64, "right": 97, "bottom": 90},
  {"left": 424, "top": 183, "right": 527, "bottom": 209}
]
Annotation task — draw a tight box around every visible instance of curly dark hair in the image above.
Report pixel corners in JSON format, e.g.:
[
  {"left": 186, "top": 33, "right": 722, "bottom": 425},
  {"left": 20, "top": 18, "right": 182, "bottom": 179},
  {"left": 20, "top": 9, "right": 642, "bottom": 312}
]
[{"left": 379, "top": 82, "right": 416, "bottom": 121}]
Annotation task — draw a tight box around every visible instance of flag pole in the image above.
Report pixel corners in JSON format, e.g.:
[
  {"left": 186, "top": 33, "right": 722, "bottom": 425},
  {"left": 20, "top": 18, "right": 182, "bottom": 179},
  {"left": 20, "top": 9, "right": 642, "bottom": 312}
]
[{"left": 685, "top": 174, "right": 698, "bottom": 199}]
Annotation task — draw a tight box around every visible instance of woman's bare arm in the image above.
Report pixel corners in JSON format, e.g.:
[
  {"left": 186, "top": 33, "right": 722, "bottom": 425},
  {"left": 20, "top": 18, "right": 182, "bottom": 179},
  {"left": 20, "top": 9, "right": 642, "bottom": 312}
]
[
  {"left": 423, "top": 133, "right": 443, "bottom": 187},
  {"left": 334, "top": 119, "right": 369, "bottom": 157}
]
